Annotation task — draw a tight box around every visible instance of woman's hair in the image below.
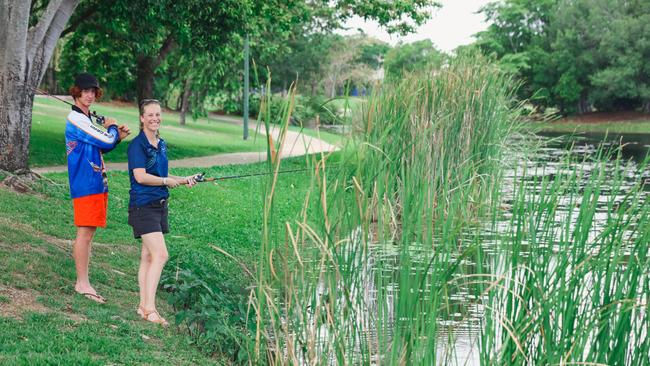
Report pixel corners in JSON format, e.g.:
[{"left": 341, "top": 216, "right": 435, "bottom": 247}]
[
  {"left": 68, "top": 86, "right": 104, "bottom": 100},
  {"left": 138, "top": 99, "right": 161, "bottom": 137}
]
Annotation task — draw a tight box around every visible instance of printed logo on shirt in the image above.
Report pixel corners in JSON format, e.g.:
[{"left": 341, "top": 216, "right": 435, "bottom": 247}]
[
  {"left": 101, "top": 155, "right": 108, "bottom": 189},
  {"left": 87, "top": 159, "right": 102, "bottom": 173},
  {"left": 145, "top": 146, "right": 157, "bottom": 169},
  {"left": 66, "top": 141, "right": 77, "bottom": 155}
]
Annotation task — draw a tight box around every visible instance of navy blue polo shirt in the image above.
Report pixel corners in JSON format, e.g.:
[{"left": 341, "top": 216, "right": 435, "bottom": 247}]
[{"left": 127, "top": 131, "right": 169, "bottom": 207}]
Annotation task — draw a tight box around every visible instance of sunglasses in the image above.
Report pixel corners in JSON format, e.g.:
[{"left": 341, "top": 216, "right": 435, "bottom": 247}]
[{"left": 139, "top": 99, "right": 160, "bottom": 108}]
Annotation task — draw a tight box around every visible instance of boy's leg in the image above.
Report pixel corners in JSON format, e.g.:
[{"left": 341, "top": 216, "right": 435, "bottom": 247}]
[{"left": 73, "top": 226, "right": 103, "bottom": 301}]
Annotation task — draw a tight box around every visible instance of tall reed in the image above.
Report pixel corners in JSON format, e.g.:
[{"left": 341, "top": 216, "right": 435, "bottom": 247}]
[
  {"left": 251, "top": 51, "right": 649, "bottom": 365},
  {"left": 252, "top": 52, "right": 520, "bottom": 365},
  {"left": 479, "top": 149, "right": 650, "bottom": 365}
]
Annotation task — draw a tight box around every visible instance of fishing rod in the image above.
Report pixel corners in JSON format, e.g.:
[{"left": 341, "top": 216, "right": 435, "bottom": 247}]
[
  {"left": 32, "top": 86, "right": 106, "bottom": 124},
  {"left": 195, "top": 167, "right": 311, "bottom": 182}
]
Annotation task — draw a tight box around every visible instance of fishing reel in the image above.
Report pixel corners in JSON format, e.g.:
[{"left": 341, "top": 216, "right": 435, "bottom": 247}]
[
  {"left": 194, "top": 172, "right": 217, "bottom": 183},
  {"left": 91, "top": 111, "right": 106, "bottom": 126},
  {"left": 195, "top": 172, "right": 206, "bottom": 182}
]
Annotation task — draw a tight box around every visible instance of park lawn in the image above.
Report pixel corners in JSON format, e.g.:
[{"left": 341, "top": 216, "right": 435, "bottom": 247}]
[
  {"left": 30, "top": 97, "right": 267, "bottom": 167},
  {"left": 0, "top": 156, "right": 321, "bottom": 364},
  {"left": 532, "top": 119, "right": 650, "bottom": 134}
]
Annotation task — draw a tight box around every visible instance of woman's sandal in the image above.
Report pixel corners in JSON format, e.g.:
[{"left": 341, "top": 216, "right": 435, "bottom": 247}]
[{"left": 140, "top": 307, "right": 169, "bottom": 326}]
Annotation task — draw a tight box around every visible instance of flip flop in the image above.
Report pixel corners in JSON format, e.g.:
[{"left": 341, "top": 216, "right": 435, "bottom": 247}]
[{"left": 78, "top": 292, "right": 106, "bottom": 304}]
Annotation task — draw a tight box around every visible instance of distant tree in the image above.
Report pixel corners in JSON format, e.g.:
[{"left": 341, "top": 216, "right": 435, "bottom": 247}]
[
  {"left": 475, "top": 0, "right": 557, "bottom": 110},
  {"left": 383, "top": 40, "right": 445, "bottom": 81},
  {"left": 355, "top": 39, "right": 391, "bottom": 70},
  {"left": 0, "top": 0, "right": 79, "bottom": 172},
  {"left": 548, "top": 0, "right": 600, "bottom": 114},
  {"left": 588, "top": 0, "right": 650, "bottom": 112},
  {"left": 263, "top": 32, "right": 338, "bottom": 95},
  {"left": 476, "top": 0, "right": 650, "bottom": 114}
]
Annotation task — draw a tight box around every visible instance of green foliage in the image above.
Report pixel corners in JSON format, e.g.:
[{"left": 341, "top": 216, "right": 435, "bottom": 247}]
[
  {"left": 477, "top": 0, "right": 650, "bottom": 114},
  {"left": 588, "top": 0, "right": 650, "bottom": 112},
  {"left": 383, "top": 40, "right": 445, "bottom": 81},
  {"left": 161, "top": 254, "right": 253, "bottom": 362},
  {"left": 58, "top": 0, "right": 439, "bottom": 116},
  {"left": 480, "top": 148, "right": 650, "bottom": 365}
]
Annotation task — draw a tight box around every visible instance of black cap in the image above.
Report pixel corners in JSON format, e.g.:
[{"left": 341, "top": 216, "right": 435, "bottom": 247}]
[{"left": 74, "top": 72, "right": 99, "bottom": 89}]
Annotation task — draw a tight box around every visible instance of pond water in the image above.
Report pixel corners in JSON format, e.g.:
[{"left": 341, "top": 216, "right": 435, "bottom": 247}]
[{"left": 360, "top": 132, "right": 650, "bottom": 365}]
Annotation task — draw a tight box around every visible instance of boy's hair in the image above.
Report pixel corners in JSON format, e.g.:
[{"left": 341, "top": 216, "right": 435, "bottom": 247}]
[{"left": 69, "top": 85, "right": 104, "bottom": 100}]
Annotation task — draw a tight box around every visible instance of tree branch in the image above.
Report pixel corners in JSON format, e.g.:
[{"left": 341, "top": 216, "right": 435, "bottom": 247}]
[
  {"left": 27, "top": 0, "right": 65, "bottom": 60},
  {"left": 61, "top": 2, "right": 99, "bottom": 38},
  {"left": 153, "top": 34, "right": 178, "bottom": 69},
  {"left": 35, "top": 1, "right": 79, "bottom": 83}
]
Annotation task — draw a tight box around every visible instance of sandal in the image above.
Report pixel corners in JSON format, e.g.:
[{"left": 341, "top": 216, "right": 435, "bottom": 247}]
[
  {"left": 141, "top": 308, "right": 169, "bottom": 326},
  {"left": 77, "top": 292, "right": 106, "bottom": 304}
]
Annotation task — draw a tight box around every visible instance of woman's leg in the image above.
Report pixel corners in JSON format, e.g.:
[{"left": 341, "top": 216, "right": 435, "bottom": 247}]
[
  {"left": 73, "top": 226, "right": 101, "bottom": 299},
  {"left": 140, "top": 231, "right": 169, "bottom": 313},
  {"left": 138, "top": 243, "right": 150, "bottom": 311}
]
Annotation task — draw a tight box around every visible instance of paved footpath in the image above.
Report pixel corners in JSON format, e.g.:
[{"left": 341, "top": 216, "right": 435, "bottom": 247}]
[{"left": 32, "top": 116, "right": 338, "bottom": 174}]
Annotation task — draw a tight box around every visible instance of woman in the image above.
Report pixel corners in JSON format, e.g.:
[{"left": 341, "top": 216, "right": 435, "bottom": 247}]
[
  {"left": 127, "top": 99, "right": 199, "bottom": 325},
  {"left": 66, "top": 72, "right": 130, "bottom": 303}
]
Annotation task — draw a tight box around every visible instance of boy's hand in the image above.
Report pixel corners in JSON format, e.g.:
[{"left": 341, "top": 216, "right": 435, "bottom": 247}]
[
  {"left": 103, "top": 117, "right": 118, "bottom": 128},
  {"left": 118, "top": 124, "right": 131, "bottom": 140}
]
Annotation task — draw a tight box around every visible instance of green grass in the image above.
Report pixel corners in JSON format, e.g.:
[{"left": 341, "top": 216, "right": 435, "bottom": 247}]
[
  {"left": 531, "top": 120, "right": 650, "bottom": 134},
  {"left": 0, "top": 219, "right": 215, "bottom": 365},
  {"left": 30, "top": 97, "right": 268, "bottom": 167},
  {"left": 0, "top": 155, "right": 318, "bottom": 364},
  {"left": 286, "top": 124, "right": 345, "bottom": 145}
]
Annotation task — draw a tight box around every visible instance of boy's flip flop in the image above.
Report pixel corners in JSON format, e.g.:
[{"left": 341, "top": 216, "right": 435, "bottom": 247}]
[{"left": 78, "top": 292, "right": 106, "bottom": 303}]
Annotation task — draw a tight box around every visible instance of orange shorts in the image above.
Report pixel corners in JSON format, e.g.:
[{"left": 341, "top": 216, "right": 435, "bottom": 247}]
[{"left": 73, "top": 192, "right": 108, "bottom": 228}]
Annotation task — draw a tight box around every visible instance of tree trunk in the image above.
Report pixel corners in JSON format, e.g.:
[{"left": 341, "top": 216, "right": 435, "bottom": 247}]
[
  {"left": 0, "top": 79, "right": 35, "bottom": 172},
  {"left": 179, "top": 78, "right": 192, "bottom": 126},
  {"left": 577, "top": 93, "right": 591, "bottom": 114},
  {"left": 135, "top": 55, "right": 155, "bottom": 101},
  {"left": 642, "top": 100, "right": 650, "bottom": 113},
  {"left": 42, "top": 46, "right": 58, "bottom": 92},
  {"left": 0, "top": 0, "right": 79, "bottom": 172},
  {"left": 135, "top": 35, "right": 177, "bottom": 102}
]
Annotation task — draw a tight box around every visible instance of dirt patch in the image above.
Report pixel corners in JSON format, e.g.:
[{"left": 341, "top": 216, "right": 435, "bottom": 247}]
[
  {"left": 0, "top": 285, "right": 49, "bottom": 319},
  {"left": 558, "top": 111, "right": 650, "bottom": 124},
  {"left": 0, "top": 217, "right": 71, "bottom": 253}
]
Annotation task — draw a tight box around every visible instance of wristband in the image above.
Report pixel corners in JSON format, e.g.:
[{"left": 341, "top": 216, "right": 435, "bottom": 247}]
[{"left": 162, "top": 177, "right": 168, "bottom": 186}]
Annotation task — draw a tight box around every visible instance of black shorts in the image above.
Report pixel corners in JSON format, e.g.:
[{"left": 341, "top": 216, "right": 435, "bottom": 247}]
[{"left": 128, "top": 198, "right": 169, "bottom": 239}]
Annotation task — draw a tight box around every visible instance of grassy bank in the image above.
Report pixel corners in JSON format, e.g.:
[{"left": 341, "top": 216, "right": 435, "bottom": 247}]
[
  {"left": 0, "top": 156, "right": 318, "bottom": 364},
  {"left": 532, "top": 120, "right": 650, "bottom": 134}
]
